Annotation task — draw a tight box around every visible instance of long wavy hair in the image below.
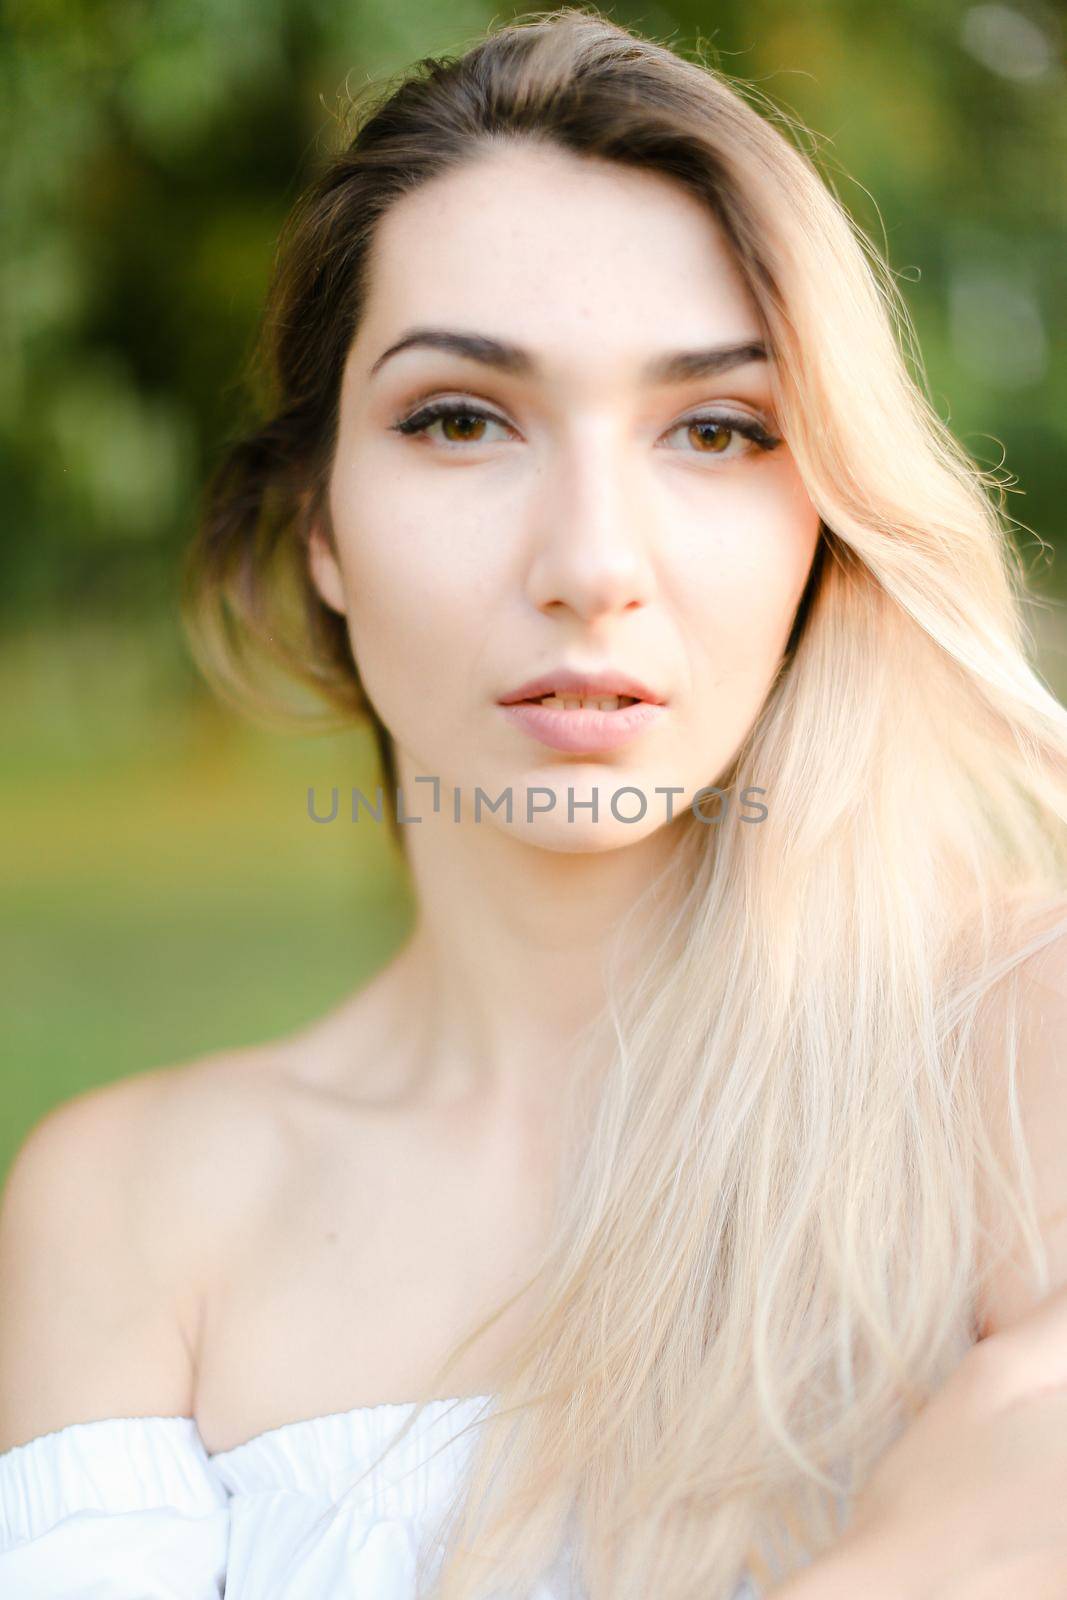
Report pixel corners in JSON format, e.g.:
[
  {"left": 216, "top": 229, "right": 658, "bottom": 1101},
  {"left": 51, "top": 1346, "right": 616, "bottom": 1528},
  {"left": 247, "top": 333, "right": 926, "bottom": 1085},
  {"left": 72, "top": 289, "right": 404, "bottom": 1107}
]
[{"left": 180, "top": 8, "right": 1067, "bottom": 1597}]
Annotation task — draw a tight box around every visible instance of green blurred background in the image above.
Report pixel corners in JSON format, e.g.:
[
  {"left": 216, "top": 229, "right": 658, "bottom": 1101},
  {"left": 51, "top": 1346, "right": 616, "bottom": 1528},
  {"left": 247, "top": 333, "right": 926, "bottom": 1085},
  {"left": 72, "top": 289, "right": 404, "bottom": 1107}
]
[{"left": 3, "top": 0, "right": 1066, "bottom": 1177}]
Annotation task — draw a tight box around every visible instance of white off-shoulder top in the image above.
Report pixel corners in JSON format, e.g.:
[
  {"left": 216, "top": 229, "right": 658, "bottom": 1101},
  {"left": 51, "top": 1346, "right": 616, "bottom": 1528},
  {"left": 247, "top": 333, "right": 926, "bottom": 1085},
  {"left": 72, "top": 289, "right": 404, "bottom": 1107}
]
[{"left": 0, "top": 1391, "right": 762, "bottom": 1598}]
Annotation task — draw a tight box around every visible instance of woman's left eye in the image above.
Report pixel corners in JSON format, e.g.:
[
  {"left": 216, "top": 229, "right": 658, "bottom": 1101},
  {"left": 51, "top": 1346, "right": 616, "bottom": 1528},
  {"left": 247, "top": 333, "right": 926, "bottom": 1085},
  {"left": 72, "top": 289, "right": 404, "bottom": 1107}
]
[
  {"left": 391, "top": 399, "right": 781, "bottom": 459},
  {"left": 661, "top": 411, "right": 781, "bottom": 459}
]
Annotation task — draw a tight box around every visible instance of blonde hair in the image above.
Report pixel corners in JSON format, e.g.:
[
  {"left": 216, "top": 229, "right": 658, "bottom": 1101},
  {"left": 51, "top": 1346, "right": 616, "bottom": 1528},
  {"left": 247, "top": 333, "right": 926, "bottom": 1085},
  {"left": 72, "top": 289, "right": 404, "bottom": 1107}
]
[{"left": 180, "top": 7, "right": 1067, "bottom": 1597}]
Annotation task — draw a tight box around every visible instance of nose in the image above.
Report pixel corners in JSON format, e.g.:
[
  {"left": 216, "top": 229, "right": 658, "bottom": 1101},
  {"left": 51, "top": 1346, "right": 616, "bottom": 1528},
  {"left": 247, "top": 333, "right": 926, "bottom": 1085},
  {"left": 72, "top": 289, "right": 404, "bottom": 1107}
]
[{"left": 524, "top": 436, "right": 657, "bottom": 623}]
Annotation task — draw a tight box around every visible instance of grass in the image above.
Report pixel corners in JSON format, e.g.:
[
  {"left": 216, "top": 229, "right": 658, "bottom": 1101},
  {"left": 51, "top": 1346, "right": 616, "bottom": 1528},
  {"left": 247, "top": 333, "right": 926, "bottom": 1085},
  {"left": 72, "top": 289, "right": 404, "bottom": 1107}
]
[{"left": 0, "top": 619, "right": 414, "bottom": 1178}]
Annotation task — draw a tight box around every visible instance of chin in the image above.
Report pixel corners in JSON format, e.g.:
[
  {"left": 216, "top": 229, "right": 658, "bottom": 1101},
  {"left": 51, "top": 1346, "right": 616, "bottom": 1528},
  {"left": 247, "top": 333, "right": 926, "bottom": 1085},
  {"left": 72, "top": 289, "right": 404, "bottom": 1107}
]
[{"left": 504, "top": 818, "right": 664, "bottom": 854}]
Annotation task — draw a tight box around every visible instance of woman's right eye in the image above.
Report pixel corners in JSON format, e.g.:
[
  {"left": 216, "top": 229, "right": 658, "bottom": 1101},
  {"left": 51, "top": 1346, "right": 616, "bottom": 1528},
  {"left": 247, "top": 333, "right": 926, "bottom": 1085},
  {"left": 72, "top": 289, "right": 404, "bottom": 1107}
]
[{"left": 391, "top": 400, "right": 515, "bottom": 446}]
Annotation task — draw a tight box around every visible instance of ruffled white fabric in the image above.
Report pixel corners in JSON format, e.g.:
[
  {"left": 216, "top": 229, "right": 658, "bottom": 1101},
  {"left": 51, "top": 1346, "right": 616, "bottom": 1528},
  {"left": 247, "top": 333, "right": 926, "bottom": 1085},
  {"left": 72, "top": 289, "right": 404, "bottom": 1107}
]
[
  {"left": 0, "top": 1411, "right": 230, "bottom": 1597},
  {"left": 0, "top": 1394, "right": 761, "bottom": 1597},
  {"left": 210, "top": 1393, "right": 528, "bottom": 1600}
]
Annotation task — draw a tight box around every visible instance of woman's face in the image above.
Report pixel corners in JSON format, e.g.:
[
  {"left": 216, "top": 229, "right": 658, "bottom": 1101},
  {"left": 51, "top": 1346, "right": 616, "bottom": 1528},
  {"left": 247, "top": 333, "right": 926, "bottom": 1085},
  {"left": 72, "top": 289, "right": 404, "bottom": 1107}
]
[{"left": 310, "top": 142, "right": 821, "bottom": 852}]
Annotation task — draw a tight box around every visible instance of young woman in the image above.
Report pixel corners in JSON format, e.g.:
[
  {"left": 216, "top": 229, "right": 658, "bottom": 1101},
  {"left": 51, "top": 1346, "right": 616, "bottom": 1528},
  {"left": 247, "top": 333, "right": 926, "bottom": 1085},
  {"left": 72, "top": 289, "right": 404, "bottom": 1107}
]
[{"left": 3, "top": 8, "right": 1067, "bottom": 1599}]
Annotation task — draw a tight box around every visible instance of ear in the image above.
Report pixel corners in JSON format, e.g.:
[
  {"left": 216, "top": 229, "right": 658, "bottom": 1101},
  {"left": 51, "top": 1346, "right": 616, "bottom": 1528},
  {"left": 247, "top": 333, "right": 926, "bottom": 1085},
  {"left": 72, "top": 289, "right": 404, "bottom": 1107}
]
[{"left": 307, "top": 519, "right": 348, "bottom": 617}]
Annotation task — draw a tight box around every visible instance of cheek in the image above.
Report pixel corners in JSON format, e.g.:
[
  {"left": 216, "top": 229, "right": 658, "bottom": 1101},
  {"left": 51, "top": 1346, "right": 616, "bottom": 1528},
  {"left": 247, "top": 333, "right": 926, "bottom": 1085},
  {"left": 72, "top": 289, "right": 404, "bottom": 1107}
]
[
  {"left": 674, "top": 477, "right": 819, "bottom": 679},
  {"left": 329, "top": 462, "right": 495, "bottom": 721}
]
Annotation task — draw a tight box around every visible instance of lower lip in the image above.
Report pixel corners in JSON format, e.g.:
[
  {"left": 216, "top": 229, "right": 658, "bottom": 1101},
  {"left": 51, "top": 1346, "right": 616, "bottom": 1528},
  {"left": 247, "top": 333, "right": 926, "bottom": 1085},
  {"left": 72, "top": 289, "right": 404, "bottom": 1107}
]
[{"left": 498, "top": 699, "right": 666, "bottom": 753}]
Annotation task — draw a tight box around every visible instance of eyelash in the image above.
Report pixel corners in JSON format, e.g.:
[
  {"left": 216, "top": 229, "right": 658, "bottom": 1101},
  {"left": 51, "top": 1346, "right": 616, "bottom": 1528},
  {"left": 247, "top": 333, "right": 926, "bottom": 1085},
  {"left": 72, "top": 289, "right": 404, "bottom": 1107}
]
[{"left": 390, "top": 397, "right": 782, "bottom": 461}]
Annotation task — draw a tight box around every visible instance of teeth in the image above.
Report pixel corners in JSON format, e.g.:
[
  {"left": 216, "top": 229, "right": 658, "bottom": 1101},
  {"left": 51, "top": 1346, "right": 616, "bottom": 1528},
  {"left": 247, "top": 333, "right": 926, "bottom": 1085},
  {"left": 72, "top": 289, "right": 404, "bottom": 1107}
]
[{"left": 537, "top": 694, "right": 639, "bottom": 711}]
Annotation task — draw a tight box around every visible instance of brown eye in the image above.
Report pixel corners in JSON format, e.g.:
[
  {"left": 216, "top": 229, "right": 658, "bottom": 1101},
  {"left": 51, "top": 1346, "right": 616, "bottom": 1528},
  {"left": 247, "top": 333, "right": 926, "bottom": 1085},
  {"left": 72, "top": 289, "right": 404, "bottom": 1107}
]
[
  {"left": 687, "top": 420, "right": 733, "bottom": 454},
  {"left": 662, "top": 410, "right": 779, "bottom": 461},
  {"left": 392, "top": 400, "right": 513, "bottom": 446},
  {"left": 440, "top": 411, "right": 489, "bottom": 443}
]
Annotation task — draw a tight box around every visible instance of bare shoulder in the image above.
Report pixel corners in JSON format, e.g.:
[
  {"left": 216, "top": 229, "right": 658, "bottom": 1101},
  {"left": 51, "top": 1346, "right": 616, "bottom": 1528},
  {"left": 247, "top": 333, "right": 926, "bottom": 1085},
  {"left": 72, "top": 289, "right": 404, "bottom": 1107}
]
[
  {"left": 973, "top": 895, "right": 1067, "bottom": 1338},
  {"left": 0, "top": 951, "right": 414, "bottom": 1455},
  {"left": 0, "top": 1042, "right": 296, "bottom": 1454}
]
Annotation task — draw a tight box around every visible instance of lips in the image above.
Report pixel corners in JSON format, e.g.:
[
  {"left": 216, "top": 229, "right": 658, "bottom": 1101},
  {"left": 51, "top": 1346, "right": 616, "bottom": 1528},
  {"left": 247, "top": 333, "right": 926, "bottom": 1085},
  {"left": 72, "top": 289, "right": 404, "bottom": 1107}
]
[
  {"left": 498, "top": 697, "right": 667, "bottom": 753},
  {"left": 498, "top": 667, "right": 666, "bottom": 707}
]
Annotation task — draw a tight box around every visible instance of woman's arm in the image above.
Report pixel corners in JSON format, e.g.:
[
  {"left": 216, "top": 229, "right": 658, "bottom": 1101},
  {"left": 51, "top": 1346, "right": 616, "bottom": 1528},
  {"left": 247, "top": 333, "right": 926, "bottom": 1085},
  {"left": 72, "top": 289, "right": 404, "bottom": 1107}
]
[
  {"left": 0, "top": 1073, "right": 197, "bottom": 1452},
  {"left": 766, "top": 926, "right": 1067, "bottom": 1600},
  {"left": 763, "top": 1533, "right": 912, "bottom": 1600},
  {"left": 764, "top": 1288, "right": 1067, "bottom": 1600},
  {"left": 0, "top": 1078, "right": 231, "bottom": 1597}
]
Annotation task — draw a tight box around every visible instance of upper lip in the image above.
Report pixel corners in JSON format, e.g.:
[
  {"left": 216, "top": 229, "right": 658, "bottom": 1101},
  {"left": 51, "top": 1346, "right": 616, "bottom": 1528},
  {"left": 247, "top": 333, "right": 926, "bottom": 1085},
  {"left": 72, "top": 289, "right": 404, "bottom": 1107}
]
[{"left": 498, "top": 667, "right": 666, "bottom": 706}]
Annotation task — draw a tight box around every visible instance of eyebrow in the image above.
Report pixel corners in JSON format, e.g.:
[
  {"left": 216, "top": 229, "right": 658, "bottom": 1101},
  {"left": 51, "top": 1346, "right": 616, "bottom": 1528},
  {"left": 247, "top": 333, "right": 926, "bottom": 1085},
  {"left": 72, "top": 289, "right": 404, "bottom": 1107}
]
[{"left": 368, "top": 327, "right": 768, "bottom": 385}]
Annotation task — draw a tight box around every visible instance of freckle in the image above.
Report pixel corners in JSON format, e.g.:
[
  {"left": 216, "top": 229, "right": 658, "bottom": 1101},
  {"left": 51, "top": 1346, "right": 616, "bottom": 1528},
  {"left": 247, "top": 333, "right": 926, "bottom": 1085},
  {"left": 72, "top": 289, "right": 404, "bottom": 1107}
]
[{"left": 325, "top": 1230, "right": 339, "bottom": 1245}]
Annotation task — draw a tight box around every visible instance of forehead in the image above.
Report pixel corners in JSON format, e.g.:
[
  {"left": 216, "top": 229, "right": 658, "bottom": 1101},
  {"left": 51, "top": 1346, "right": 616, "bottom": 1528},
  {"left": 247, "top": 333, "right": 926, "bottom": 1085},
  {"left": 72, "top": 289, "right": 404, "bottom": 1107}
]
[{"left": 354, "top": 143, "right": 764, "bottom": 388}]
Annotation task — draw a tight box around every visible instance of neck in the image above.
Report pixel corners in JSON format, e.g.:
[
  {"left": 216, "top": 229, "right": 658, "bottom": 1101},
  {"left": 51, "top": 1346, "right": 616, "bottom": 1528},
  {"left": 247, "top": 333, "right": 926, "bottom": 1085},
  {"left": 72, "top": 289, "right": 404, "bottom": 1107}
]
[{"left": 383, "top": 755, "right": 683, "bottom": 1113}]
